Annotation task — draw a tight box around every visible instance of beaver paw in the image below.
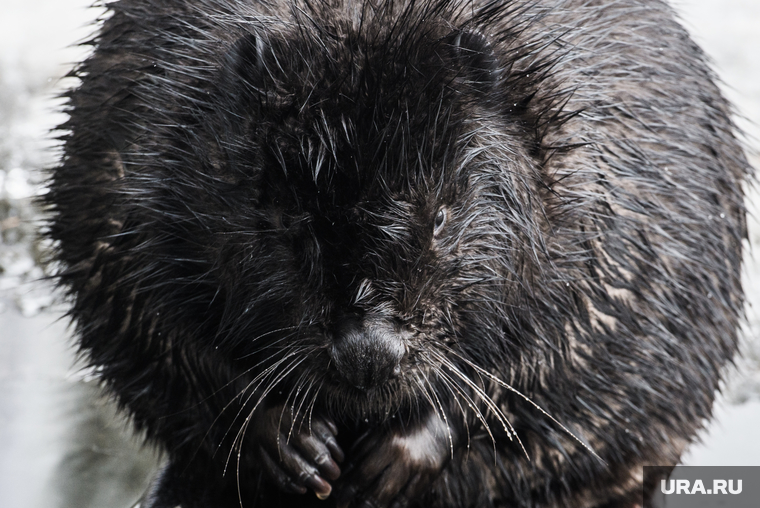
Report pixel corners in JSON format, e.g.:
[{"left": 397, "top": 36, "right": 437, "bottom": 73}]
[
  {"left": 333, "top": 413, "right": 454, "bottom": 508},
  {"left": 250, "top": 403, "right": 344, "bottom": 499}
]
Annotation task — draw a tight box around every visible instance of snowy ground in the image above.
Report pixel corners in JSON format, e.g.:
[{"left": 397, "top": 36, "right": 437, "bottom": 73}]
[{"left": 0, "top": 1, "right": 758, "bottom": 507}]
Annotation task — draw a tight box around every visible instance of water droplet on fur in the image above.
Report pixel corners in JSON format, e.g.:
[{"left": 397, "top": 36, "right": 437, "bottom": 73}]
[{"left": 720, "top": 213, "right": 725, "bottom": 218}]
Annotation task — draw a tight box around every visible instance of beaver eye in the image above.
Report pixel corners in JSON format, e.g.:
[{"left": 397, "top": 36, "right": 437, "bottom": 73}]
[{"left": 433, "top": 207, "right": 446, "bottom": 237}]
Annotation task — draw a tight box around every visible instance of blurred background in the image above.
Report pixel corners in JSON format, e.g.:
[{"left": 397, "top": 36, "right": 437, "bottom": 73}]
[{"left": 0, "top": 1, "right": 758, "bottom": 507}]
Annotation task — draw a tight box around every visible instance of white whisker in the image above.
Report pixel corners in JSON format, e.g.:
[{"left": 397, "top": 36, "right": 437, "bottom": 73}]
[{"left": 451, "top": 350, "right": 605, "bottom": 464}]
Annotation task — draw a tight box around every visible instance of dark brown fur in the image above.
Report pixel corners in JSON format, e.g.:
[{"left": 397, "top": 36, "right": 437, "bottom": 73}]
[{"left": 45, "top": 0, "right": 749, "bottom": 507}]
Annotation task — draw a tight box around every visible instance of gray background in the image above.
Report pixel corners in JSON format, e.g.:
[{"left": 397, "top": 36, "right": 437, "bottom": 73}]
[{"left": 1, "top": 0, "right": 759, "bottom": 507}]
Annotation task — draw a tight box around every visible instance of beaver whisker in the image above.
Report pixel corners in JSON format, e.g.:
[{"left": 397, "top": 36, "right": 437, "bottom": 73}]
[
  {"left": 214, "top": 350, "right": 299, "bottom": 458},
  {"left": 191, "top": 343, "right": 303, "bottom": 461},
  {"left": 286, "top": 370, "right": 318, "bottom": 442},
  {"left": 411, "top": 373, "right": 440, "bottom": 426},
  {"left": 432, "top": 367, "right": 476, "bottom": 456},
  {"left": 450, "top": 350, "right": 605, "bottom": 464},
  {"left": 442, "top": 361, "right": 532, "bottom": 462},
  {"left": 283, "top": 370, "right": 310, "bottom": 443},
  {"left": 432, "top": 361, "right": 499, "bottom": 458},
  {"left": 304, "top": 378, "right": 325, "bottom": 436},
  {"left": 429, "top": 350, "right": 531, "bottom": 461},
  {"left": 181, "top": 340, "right": 304, "bottom": 449},
  {"left": 224, "top": 351, "right": 310, "bottom": 476},
  {"left": 405, "top": 375, "right": 428, "bottom": 427},
  {"left": 418, "top": 368, "right": 455, "bottom": 459},
  {"left": 429, "top": 351, "right": 513, "bottom": 438},
  {"left": 226, "top": 352, "right": 311, "bottom": 504},
  {"left": 175, "top": 340, "right": 306, "bottom": 474},
  {"left": 219, "top": 345, "right": 310, "bottom": 449},
  {"left": 232, "top": 325, "right": 300, "bottom": 359}
]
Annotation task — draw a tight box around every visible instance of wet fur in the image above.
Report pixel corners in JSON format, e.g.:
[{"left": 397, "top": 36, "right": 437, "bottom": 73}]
[{"left": 46, "top": 0, "right": 749, "bottom": 507}]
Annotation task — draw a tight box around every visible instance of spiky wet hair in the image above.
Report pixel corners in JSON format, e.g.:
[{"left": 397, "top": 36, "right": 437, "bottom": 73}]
[{"left": 45, "top": 0, "right": 749, "bottom": 506}]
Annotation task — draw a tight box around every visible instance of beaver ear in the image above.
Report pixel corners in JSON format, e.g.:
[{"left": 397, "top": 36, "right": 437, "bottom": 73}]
[
  {"left": 224, "top": 32, "right": 271, "bottom": 86},
  {"left": 447, "top": 29, "right": 499, "bottom": 93}
]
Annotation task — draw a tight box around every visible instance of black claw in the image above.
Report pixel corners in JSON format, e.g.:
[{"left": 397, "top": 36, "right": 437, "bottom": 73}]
[
  {"left": 304, "top": 474, "right": 332, "bottom": 498},
  {"left": 314, "top": 452, "right": 341, "bottom": 480},
  {"left": 326, "top": 437, "right": 345, "bottom": 463}
]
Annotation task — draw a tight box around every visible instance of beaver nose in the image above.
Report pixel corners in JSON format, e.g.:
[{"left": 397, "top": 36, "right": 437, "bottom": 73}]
[{"left": 329, "top": 317, "right": 406, "bottom": 392}]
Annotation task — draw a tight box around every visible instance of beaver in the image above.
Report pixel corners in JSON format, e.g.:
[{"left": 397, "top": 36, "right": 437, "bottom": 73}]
[{"left": 45, "top": 0, "right": 750, "bottom": 507}]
